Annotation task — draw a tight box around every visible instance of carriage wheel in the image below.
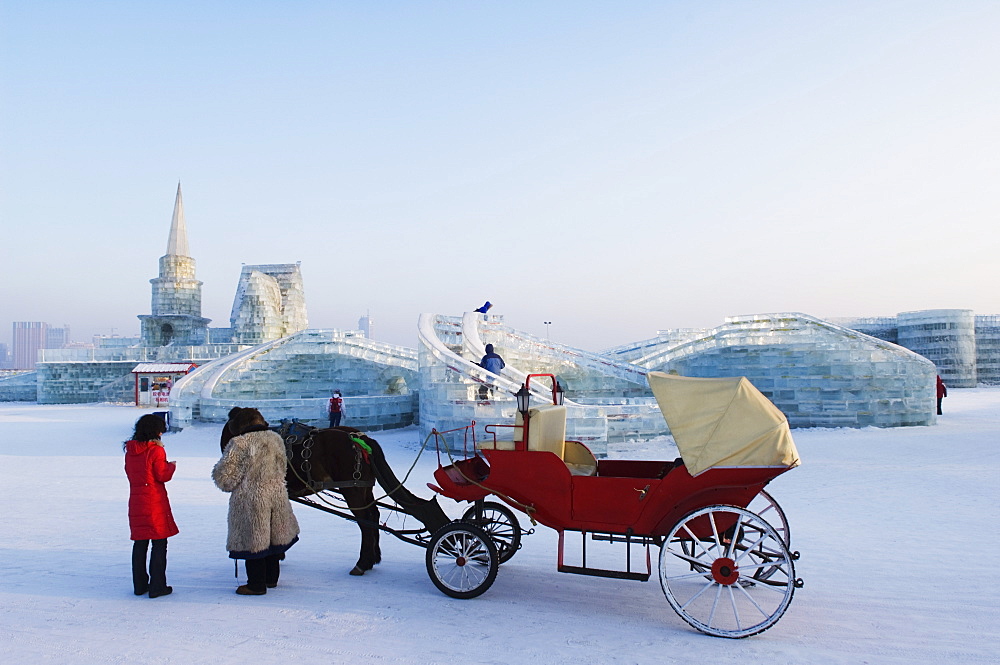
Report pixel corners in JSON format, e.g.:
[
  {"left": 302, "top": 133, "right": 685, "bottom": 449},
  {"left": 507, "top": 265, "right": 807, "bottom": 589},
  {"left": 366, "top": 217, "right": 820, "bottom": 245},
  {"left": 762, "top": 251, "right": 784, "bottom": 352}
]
[
  {"left": 746, "top": 490, "right": 791, "bottom": 581},
  {"left": 749, "top": 490, "right": 791, "bottom": 547},
  {"left": 462, "top": 502, "right": 522, "bottom": 564},
  {"left": 426, "top": 522, "right": 499, "bottom": 599},
  {"left": 659, "top": 505, "right": 797, "bottom": 638}
]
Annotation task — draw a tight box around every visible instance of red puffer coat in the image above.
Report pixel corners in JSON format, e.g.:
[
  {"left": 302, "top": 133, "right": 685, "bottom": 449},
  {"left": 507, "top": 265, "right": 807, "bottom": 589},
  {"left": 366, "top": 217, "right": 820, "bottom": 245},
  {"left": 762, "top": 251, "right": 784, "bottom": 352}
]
[{"left": 125, "top": 440, "right": 179, "bottom": 540}]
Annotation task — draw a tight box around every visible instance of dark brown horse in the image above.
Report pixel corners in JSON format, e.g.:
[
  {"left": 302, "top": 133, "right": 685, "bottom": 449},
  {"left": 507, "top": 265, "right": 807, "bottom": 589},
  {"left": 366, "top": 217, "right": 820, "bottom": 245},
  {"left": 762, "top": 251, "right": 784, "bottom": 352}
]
[{"left": 221, "top": 408, "right": 381, "bottom": 576}]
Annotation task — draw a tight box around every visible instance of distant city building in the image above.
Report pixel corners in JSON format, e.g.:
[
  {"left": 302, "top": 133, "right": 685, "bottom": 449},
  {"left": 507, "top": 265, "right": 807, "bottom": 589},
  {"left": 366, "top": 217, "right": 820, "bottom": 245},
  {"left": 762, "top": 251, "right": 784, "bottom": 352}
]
[
  {"left": 12, "top": 322, "right": 47, "bottom": 369},
  {"left": 358, "top": 313, "right": 374, "bottom": 340},
  {"left": 230, "top": 263, "right": 308, "bottom": 344},
  {"left": 46, "top": 325, "right": 70, "bottom": 350},
  {"left": 0, "top": 342, "right": 9, "bottom": 369},
  {"left": 138, "top": 183, "right": 211, "bottom": 346}
]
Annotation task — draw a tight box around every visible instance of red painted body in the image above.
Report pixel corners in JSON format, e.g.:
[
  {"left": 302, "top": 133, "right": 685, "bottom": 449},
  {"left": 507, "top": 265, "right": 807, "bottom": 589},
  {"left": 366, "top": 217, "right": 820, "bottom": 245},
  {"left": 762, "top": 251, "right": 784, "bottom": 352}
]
[{"left": 432, "top": 447, "right": 788, "bottom": 538}]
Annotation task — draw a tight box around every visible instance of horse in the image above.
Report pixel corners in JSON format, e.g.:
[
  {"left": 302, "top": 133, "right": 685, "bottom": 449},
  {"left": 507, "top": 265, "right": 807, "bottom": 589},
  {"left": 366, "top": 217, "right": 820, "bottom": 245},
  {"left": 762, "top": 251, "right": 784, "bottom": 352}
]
[{"left": 221, "top": 407, "right": 381, "bottom": 576}]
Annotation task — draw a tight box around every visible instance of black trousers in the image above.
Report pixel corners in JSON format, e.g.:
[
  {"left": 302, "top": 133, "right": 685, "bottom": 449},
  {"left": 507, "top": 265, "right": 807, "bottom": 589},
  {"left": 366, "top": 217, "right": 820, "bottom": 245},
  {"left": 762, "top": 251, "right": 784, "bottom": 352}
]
[
  {"left": 245, "top": 554, "right": 281, "bottom": 592},
  {"left": 132, "top": 538, "right": 168, "bottom": 595}
]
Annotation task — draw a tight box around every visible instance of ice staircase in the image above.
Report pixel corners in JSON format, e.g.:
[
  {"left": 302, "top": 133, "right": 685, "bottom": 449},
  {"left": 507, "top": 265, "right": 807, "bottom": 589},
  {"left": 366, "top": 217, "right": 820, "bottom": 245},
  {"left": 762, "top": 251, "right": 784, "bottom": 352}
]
[{"left": 418, "top": 313, "right": 669, "bottom": 455}]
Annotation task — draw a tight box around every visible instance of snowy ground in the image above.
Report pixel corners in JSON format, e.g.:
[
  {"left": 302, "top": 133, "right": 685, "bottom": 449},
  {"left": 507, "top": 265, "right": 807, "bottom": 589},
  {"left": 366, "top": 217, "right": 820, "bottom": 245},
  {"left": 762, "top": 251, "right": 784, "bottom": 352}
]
[{"left": 1, "top": 391, "right": 998, "bottom": 664}]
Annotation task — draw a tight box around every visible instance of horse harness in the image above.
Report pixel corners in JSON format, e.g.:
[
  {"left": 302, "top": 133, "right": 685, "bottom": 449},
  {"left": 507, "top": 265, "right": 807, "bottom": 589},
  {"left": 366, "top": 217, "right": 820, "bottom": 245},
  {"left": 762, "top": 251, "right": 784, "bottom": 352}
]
[{"left": 283, "top": 424, "right": 375, "bottom": 491}]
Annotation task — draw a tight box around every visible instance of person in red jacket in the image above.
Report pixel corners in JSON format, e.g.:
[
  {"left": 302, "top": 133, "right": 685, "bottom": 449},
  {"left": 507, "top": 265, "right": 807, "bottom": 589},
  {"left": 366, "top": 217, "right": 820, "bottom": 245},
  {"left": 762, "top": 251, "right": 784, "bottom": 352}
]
[
  {"left": 124, "top": 414, "right": 179, "bottom": 598},
  {"left": 936, "top": 375, "right": 948, "bottom": 415}
]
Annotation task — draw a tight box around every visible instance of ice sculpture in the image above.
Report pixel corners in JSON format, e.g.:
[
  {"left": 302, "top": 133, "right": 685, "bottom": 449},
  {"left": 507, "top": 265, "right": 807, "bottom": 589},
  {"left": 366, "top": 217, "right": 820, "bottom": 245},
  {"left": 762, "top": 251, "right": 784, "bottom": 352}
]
[
  {"left": 634, "top": 313, "right": 937, "bottom": 428},
  {"left": 169, "top": 329, "right": 417, "bottom": 431},
  {"left": 897, "top": 309, "right": 977, "bottom": 388},
  {"left": 418, "top": 313, "right": 669, "bottom": 455},
  {"left": 230, "top": 264, "right": 308, "bottom": 344}
]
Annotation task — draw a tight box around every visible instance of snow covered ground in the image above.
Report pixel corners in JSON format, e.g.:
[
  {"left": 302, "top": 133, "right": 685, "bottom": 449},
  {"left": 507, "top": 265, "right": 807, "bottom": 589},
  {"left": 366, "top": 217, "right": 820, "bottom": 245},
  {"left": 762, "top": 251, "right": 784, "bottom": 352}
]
[{"left": 1, "top": 390, "right": 998, "bottom": 664}]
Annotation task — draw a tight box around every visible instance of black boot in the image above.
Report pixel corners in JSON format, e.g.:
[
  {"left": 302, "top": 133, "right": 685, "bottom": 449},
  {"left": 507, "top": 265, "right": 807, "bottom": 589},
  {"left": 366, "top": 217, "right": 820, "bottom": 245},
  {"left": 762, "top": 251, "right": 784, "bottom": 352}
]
[
  {"left": 265, "top": 554, "right": 280, "bottom": 589},
  {"left": 132, "top": 540, "right": 149, "bottom": 596},
  {"left": 148, "top": 539, "right": 172, "bottom": 598},
  {"left": 238, "top": 558, "right": 267, "bottom": 595}
]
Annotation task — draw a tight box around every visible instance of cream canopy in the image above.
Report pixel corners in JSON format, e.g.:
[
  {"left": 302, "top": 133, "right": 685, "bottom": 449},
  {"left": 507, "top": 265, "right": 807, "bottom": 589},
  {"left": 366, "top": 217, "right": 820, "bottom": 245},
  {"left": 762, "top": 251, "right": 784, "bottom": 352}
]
[{"left": 647, "top": 372, "right": 800, "bottom": 477}]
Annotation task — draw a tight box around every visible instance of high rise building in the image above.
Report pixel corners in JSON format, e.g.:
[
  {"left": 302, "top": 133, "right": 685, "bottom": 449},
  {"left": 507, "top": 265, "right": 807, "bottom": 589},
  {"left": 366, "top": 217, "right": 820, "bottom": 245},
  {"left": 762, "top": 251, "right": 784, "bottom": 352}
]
[
  {"left": 358, "top": 312, "right": 374, "bottom": 340},
  {"left": 46, "top": 325, "right": 70, "bottom": 350},
  {"left": 12, "top": 321, "right": 47, "bottom": 369}
]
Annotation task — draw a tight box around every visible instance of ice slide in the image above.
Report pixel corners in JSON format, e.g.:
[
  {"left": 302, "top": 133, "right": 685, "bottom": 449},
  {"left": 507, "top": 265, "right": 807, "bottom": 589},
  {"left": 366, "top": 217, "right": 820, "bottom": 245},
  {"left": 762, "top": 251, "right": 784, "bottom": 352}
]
[{"left": 418, "top": 313, "right": 668, "bottom": 455}]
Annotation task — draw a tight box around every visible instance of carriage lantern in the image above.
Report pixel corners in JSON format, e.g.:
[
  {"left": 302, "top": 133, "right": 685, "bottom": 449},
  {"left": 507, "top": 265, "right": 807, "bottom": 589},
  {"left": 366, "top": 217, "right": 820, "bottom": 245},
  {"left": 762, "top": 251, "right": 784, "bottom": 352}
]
[
  {"left": 554, "top": 380, "right": 565, "bottom": 405},
  {"left": 515, "top": 383, "right": 531, "bottom": 416}
]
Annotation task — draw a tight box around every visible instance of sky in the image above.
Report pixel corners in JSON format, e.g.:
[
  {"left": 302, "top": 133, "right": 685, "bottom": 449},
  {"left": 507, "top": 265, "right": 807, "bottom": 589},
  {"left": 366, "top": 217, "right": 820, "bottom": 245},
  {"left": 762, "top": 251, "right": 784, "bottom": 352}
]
[{"left": 2, "top": 1, "right": 998, "bottom": 351}]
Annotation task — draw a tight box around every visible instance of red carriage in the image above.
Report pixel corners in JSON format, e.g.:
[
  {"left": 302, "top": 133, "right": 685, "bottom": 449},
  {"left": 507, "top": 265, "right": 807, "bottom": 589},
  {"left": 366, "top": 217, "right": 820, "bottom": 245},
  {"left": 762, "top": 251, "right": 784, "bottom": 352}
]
[{"left": 426, "top": 371, "right": 803, "bottom": 638}]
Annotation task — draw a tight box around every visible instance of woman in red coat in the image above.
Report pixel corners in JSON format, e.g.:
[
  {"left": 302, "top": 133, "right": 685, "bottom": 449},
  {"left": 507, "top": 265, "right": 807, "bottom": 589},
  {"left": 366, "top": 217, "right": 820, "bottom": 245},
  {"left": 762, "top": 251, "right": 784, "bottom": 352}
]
[{"left": 124, "top": 414, "right": 179, "bottom": 598}]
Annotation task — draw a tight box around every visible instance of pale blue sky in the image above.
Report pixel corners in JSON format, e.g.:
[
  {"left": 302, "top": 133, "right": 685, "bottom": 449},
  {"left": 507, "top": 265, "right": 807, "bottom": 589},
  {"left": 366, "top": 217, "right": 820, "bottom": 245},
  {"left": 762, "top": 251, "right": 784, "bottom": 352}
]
[{"left": 2, "top": 1, "right": 998, "bottom": 350}]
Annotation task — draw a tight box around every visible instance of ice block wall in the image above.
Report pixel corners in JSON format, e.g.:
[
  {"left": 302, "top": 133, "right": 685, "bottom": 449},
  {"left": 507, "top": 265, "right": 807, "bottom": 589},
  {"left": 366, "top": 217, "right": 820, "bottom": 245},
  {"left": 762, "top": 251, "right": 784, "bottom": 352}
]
[
  {"left": 897, "top": 309, "right": 977, "bottom": 388},
  {"left": 636, "top": 313, "right": 937, "bottom": 428}
]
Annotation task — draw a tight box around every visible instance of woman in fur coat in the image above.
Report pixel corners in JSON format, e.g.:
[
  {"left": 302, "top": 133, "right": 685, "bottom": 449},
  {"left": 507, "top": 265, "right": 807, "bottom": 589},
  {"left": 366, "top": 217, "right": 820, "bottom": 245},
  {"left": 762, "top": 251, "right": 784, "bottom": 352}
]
[
  {"left": 124, "top": 413, "right": 178, "bottom": 598},
  {"left": 212, "top": 408, "right": 299, "bottom": 595}
]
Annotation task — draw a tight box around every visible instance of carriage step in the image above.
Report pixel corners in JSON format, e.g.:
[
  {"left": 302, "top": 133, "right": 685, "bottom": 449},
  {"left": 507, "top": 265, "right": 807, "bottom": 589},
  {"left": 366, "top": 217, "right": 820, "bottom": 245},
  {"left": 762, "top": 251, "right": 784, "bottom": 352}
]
[{"left": 557, "top": 564, "right": 650, "bottom": 582}]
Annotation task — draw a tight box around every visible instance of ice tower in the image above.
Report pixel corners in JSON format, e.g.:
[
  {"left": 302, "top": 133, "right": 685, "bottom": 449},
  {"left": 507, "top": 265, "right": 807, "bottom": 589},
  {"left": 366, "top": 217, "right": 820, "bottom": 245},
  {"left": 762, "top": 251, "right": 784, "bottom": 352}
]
[
  {"left": 230, "top": 263, "right": 308, "bottom": 344},
  {"left": 138, "top": 183, "right": 210, "bottom": 346}
]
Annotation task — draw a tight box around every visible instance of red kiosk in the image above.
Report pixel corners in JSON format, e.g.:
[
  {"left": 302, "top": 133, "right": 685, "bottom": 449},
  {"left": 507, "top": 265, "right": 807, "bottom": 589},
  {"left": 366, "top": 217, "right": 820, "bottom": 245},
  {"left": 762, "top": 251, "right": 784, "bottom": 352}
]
[{"left": 131, "top": 363, "right": 197, "bottom": 407}]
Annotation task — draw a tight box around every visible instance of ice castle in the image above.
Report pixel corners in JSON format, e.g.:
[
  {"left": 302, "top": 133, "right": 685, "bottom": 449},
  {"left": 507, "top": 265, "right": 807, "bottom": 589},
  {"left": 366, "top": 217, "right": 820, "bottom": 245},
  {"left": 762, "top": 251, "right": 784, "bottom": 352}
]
[{"left": 7, "top": 184, "right": 997, "bottom": 442}]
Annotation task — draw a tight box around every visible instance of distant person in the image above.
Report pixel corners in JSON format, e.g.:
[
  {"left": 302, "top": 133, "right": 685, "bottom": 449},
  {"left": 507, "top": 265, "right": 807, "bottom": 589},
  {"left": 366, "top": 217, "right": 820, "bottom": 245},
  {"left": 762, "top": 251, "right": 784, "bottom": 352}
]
[
  {"left": 474, "top": 301, "right": 493, "bottom": 314},
  {"left": 213, "top": 407, "right": 299, "bottom": 595},
  {"left": 328, "top": 390, "right": 344, "bottom": 428},
  {"left": 124, "top": 413, "right": 178, "bottom": 598},
  {"left": 936, "top": 375, "right": 948, "bottom": 415},
  {"left": 478, "top": 344, "right": 505, "bottom": 399}
]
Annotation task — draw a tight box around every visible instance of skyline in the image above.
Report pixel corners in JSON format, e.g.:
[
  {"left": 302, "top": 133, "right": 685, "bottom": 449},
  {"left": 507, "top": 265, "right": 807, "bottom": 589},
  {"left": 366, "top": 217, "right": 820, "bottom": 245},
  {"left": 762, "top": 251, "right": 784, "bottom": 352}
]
[{"left": 2, "top": 2, "right": 998, "bottom": 350}]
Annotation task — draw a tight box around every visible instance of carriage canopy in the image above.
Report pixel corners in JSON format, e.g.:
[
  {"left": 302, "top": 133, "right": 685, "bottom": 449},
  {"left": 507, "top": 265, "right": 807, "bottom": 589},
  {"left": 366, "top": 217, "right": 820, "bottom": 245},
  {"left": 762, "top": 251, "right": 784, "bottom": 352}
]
[{"left": 647, "top": 372, "right": 800, "bottom": 477}]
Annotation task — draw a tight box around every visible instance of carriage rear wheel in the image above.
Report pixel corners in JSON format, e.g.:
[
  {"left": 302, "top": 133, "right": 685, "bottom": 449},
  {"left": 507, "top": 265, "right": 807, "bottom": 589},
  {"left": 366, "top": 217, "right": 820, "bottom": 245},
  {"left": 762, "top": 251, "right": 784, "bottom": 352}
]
[
  {"left": 749, "top": 489, "right": 790, "bottom": 547},
  {"left": 659, "top": 505, "right": 798, "bottom": 638},
  {"left": 462, "top": 502, "right": 521, "bottom": 564},
  {"left": 746, "top": 490, "right": 791, "bottom": 581},
  {"left": 426, "top": 521, "right": 499, "bottom": 599}
]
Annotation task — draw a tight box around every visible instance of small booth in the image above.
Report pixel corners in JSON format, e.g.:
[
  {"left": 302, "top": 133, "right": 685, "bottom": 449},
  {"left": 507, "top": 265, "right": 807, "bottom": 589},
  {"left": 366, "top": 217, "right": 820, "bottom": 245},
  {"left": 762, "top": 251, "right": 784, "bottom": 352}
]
[{"left": 132, "top": 363, "right": 197, "bottom": 407}]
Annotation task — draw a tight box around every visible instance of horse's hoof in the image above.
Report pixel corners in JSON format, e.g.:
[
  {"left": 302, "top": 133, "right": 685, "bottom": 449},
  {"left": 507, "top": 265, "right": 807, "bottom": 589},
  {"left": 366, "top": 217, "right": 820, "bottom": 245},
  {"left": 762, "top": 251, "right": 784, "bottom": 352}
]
[{"left": 349, "top": 566, "right": 365, "bottom": 576}]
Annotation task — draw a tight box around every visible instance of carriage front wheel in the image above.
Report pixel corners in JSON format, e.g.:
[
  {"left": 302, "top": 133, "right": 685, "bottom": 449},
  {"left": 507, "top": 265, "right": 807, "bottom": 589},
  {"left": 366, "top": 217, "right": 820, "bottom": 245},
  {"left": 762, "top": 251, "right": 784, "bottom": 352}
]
[
  {"left": 426, "top": 521, "right": 499, "bottom": 599},
  {"left": 659, "top": 505, "right": 799, "bottom": 638}
]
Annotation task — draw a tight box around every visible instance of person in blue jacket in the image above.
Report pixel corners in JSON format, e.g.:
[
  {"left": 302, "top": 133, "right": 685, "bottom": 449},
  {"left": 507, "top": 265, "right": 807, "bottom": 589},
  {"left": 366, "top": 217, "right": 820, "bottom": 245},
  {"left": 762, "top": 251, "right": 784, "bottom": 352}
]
[{"left": 478, "top": 344, "right": 505, "bottom": 399}]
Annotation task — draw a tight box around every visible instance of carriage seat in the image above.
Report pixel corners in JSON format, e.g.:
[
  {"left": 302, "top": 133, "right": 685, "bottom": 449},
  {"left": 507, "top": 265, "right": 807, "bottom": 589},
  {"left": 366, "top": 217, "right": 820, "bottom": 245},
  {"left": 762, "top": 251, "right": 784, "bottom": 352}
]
[{"left": 519, "top": 404, "right": 597, "bottom": 477}]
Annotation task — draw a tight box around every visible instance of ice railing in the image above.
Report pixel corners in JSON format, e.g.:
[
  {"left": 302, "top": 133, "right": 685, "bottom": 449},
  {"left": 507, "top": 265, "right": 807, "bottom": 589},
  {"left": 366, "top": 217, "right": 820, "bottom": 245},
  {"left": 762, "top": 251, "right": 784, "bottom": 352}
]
[
  {"left": 463, "top": 311, "right": 650, "bottom": 389},
  {"left": 169, "top": 329, "right": 418, "bottom": 427},
  {"left": 632, "top": 312, "right": 927, "bottom": 369},
  {"left": 418, "top": 314, "right": 612, "bottom": 451}
]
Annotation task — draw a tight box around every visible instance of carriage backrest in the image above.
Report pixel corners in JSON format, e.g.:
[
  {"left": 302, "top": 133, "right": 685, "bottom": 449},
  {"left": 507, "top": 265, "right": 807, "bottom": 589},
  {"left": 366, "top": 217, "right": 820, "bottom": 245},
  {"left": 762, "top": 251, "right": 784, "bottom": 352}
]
[{"left": 521, "top": 404, "right": 567, "bottom": 457}]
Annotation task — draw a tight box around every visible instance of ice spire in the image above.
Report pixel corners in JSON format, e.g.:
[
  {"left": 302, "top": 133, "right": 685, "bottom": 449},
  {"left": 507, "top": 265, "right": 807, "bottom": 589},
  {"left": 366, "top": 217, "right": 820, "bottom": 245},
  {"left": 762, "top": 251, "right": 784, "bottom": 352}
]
[{"left": 166, "top": 182, "right": 190, "bottom": 257}]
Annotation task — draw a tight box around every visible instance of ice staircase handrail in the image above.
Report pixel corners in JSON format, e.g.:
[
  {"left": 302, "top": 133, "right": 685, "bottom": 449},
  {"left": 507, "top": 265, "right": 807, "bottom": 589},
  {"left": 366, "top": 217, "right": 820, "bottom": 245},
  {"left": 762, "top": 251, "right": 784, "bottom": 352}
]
[
  {"left": 463, "top": 312, "right": 649, "bottom": 388},
  {"left": 461, "top": 311, "right": 581, "bottom": 404},
  {"left": 418, "top": 313, "right": 534, "bottom": 401},
  {"left": 632, "top": 311, "right": 932, "bottom": 369}
]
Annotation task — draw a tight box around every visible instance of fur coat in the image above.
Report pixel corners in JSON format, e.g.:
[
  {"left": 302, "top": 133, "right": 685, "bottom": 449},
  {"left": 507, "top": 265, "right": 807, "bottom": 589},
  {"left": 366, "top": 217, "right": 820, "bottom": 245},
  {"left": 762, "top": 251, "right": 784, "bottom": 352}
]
[{"left": 212, "top": 429, "right": 299, "bottom": 558}]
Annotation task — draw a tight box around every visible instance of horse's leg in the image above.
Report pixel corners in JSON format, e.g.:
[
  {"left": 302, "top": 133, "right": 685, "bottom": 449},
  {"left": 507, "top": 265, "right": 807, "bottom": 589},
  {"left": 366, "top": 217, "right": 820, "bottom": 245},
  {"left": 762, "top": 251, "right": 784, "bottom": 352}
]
[{"left": 346, "top": 488, "right": 380, "bottom": 576}]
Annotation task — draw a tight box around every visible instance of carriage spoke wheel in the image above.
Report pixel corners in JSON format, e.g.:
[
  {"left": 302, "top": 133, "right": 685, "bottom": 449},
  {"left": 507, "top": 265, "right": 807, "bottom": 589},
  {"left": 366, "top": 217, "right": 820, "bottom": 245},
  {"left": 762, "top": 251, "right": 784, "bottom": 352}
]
[
  {"left": 659, "top": 505, "right": 797, "bottom": 638},
  {"left": 426, "top": 522, "right": 499, "bottom": 599},
  {"left": 462, "top": 502, "right": 522, "bottom": 564},
  {"left": 747, "top": 490, "right": 791, "bottom": 581}
]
